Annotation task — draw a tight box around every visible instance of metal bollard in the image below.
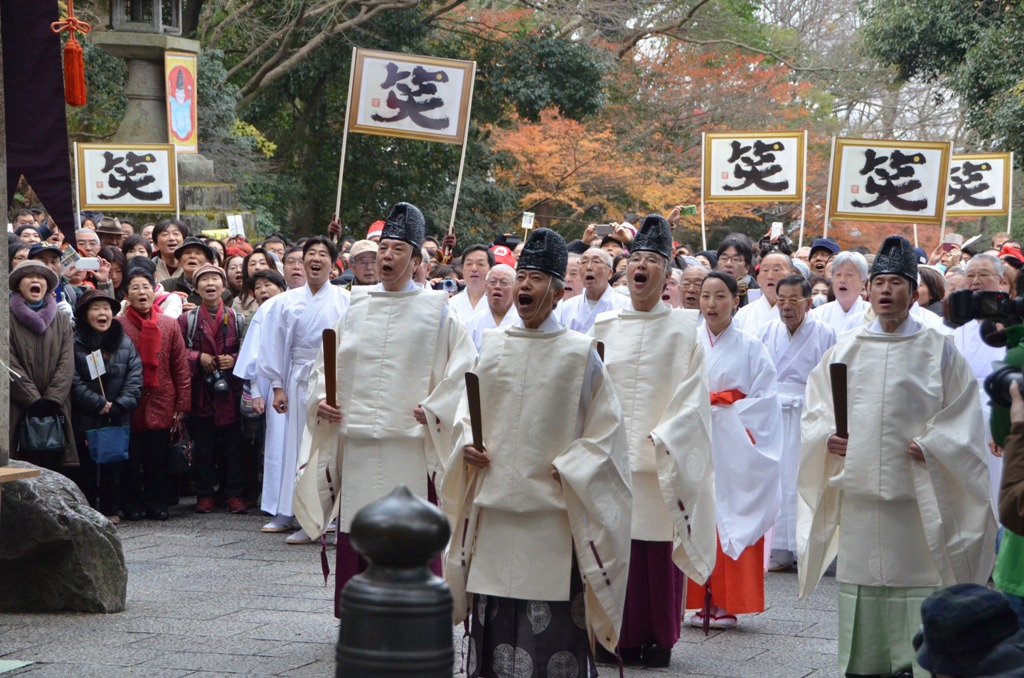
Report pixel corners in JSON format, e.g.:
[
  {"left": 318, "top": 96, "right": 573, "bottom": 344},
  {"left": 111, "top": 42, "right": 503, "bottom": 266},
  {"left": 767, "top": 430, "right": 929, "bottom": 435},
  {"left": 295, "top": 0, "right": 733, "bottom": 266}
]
[{"left": 336, "top": 484, "right": 453, "bottom": 677}]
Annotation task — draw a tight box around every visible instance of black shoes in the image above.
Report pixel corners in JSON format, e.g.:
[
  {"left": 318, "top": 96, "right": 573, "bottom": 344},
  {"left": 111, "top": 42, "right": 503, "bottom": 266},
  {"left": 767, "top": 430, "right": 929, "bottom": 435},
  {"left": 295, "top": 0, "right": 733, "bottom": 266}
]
[{"left": 594, "top": 644, "right": 669, "bottom": 667}]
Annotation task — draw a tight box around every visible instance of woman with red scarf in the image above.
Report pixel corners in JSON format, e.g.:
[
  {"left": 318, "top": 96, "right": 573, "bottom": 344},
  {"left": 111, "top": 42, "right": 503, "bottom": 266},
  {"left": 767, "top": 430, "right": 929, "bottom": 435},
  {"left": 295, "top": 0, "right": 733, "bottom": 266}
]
[
  {"left": 687, "top": 271, "right": 783, "bottom": 630},
  {"left": 120, "top": 266, "right": 190, "bottom": 521}
]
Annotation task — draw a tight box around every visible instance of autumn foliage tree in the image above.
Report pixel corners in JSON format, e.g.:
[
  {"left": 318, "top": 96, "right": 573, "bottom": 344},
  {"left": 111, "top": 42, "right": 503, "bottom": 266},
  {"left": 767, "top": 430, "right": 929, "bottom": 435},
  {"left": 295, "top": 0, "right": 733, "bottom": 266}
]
[{"left": 489, "top": 41, "right": 837, "bottom": 245}]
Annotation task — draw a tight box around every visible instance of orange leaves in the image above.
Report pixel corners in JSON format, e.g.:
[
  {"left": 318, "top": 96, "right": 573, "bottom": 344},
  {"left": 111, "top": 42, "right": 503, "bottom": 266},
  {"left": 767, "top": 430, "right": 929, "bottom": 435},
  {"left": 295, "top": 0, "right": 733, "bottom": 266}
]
[{"left": 490, "top": 109, "right": 647, "bottom": 219}]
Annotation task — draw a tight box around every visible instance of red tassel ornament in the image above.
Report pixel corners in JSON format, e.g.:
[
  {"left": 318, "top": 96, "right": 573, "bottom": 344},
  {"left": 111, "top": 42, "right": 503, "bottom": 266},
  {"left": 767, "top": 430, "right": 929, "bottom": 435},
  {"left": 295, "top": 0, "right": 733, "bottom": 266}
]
[{"left": 51, "top": 0, "right": 91, "bottom": 107}]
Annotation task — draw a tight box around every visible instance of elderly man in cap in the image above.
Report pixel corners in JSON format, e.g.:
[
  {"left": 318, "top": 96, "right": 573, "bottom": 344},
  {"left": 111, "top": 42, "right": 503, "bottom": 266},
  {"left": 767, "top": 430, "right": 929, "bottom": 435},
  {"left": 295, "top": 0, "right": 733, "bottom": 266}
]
[
  {"left": 591, "top": 215, "right": 715, "bottom": 667},
  {"left": 443, "top": 227, "right": 631, "bottom": 678},
  {"left": 96, "top": 217, "right": 125, "bottom": 249},
  {"left": 296, "top": 202, "right": 474, "bottom": 613},
  {"left": 808, "top": 237, "right": 839, "bottom": 276},
  {"left": 558, "top": 246, "right": 630, "bottom": 332},
  {"left": 347, "top": 239, "right": 378, "bottom": 286},
  {"left": 799, "top": 235, "right": 997, "bottom": 677},
  {"left": 257, "top": 236, "right": 350, "bottom": 541}
]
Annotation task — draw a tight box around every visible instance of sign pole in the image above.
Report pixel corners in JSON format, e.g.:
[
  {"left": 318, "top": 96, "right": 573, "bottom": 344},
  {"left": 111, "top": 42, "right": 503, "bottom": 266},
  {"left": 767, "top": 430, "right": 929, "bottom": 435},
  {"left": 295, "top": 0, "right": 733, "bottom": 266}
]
[
  {"left": 913, "top": 223, "right": 919, "bottom": 248},
  {"left": 447, "top": 64, "right": 478, "bottom": 238},
  {"left": 334, "top": 48, "right": 358, "bottom": 235},
  {"left": 700, "top": 132, "right": 707, "bottom": 251},
  {"left": 1009, "top": 152, "right": 1016, "bottom": 237},
  {"left": 798, "top": 130, "right": 808, "bottom": 249},
  {"left": 172, "top": 146, "right": 180, "bottom": 221},
  {"left": 822, "top": 136, "right": 837, "bottom": 239}
]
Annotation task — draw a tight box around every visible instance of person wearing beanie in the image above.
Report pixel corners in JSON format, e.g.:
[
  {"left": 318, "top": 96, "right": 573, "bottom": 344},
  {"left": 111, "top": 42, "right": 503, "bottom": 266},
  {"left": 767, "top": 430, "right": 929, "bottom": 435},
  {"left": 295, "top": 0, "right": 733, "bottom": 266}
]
[
  {"left": 69, "top": 290, "right": 142, "bottom": 523},
  {"left": 256, "top": 236, "right": 350, "bottom": 541},
  {"left": 8, "top": 261, "right": 76, "bottom": 471},
  {"left": 296, "top": 202, "right": 474, "bottom": 611},
  {"left": 799, "top": 234, "right": 998, "bottom": 676},
  {"left": 443, "top": 227, "right": 631, "bottom": 677},
  {"left": 591, "top": 215, "right": 715, "bottom": 667}
]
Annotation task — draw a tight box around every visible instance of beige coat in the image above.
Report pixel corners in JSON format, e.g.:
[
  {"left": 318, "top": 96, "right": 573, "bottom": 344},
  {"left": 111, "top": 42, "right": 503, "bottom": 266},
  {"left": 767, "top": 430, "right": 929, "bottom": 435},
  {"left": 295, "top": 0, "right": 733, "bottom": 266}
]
[{"left": 9, "top": 306, "right": 77, "bottom": 465}]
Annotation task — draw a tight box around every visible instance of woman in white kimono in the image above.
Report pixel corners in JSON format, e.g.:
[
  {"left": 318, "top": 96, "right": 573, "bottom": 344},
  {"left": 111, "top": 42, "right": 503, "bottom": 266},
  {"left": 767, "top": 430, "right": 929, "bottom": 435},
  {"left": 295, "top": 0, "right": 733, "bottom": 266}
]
[{"left": 687, "top": 271, "right": 782, "bottom": 629}]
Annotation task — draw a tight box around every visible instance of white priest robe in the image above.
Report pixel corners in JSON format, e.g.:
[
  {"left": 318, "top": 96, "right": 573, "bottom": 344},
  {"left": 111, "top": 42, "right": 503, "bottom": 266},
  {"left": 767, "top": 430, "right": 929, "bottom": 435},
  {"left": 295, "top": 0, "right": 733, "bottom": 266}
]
[
  {"left": 953, "top": 319, "right": 1006, "bottom": 517},
  {"left": 557, "top": 284, "right": 630, "bottom": 333},
  {"left": 798, "top": 317, "right": 997, "bottom": 600},
  {"left": 233, "top": 294, "right": 290, "bottom": 516},
  {"left": 464, "top": 303, "right": 519, "bottom": 352},
  {"left": 449, "top": 288, "right": 485, "bottom": 325},
  {"left": 733, "top": 294, "right": 779, "bottom": 337},
  {"left": 843, "top": 302, "right": 953, "bottom": 335},
  {"left": 757, "top": 316, "right": 836, "bottom": 553},
  {"left": 591, "top": 302, "right": 716, "bottom": 584},
  {"left": 442, "top": 315, "right": 632, "bottom": 653},
  {"left": 293, "top": 280, "right": 475, "bottom": 538},
  {"left": 810, "top": 296, "right": 867, "bottom": 336},
  {"left": 701, "top": 323, "right": 783, "bottom": 558},
  {"left": 256, "top": 282, "right": 350, "bottom": 518}
]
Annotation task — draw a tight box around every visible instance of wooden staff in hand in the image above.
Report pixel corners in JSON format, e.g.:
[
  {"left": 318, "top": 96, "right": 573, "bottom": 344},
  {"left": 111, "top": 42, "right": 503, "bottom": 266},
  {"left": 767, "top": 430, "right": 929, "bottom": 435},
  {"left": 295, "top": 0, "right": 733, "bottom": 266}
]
[
  {"left": 463, "top": 372, "right": 490, "bottom": 468},
  {"left": 827, "top": 363, "right": 848, "bottom": 457},
  {"left": 315, "top": 329, "right": 343, "bottom": 423}
]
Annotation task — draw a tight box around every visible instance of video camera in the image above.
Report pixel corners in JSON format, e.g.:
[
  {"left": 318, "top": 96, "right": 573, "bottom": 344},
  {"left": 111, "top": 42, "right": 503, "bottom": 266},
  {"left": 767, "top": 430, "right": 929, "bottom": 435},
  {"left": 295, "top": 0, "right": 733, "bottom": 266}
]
[{"left": 946, "top": 289, "right": 1024, "bottom": 409}]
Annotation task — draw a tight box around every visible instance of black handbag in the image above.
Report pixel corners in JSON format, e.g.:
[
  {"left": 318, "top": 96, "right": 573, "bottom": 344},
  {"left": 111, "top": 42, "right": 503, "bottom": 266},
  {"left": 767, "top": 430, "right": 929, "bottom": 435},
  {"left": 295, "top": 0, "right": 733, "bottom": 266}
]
[
  {"left": 18, "top": 402, "right": 66, "bottom": 455},
  {"left": 169, "top": 421, "right": 193, "bottom": 475}
]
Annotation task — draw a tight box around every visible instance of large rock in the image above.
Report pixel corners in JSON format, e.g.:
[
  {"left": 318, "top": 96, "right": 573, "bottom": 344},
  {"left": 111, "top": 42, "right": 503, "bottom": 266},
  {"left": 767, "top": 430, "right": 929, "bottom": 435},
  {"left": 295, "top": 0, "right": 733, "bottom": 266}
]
[{"left": 0, "top": 461, "right": 127, "bottom": 612}]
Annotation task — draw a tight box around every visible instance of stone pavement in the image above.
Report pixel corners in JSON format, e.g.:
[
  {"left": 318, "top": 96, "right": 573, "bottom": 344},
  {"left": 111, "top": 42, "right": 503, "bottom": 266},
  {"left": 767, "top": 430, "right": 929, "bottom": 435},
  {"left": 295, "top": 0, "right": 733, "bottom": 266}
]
[{"left": 0, "top": 504, "right": 841, "bottom": 677}]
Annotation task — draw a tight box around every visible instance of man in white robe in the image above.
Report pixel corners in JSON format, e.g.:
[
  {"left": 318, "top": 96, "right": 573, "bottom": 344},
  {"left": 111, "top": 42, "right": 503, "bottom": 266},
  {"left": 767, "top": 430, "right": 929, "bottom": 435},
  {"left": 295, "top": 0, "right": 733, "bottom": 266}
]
[
  {"left": 810, "top": 251, "right": 869, "bottom": 334},
  {"left": 733, "top": 252, "right": 793, "bottom": 336},
  {"left": 757, "top": 275, "right": 835, "bottom": 572},
  {"left": 443, "top": 228, "right": 631, "bottom": 677},
  {"left": 799, "top": 235, "right": 997, "bottom": 677},
  {"left": 952, "top": 253, "right": 1009, "bottom": 516},
  {"left": 557, "top": 247, "right": 628, "bottom": 332},
  {"left": 256, "top": 237, "right": 351, "bottom": 543},
  {"left": 591, "top": 215, "right": 715, "bottom": 667},
  {"left": 449, "top": 244, "right": 492, "bottom": 323},
  {"left": 295, "top": 203, "right": 475, "bottom": 617},
  {"left": 233, "top": 270, "right": 290, "bottom": 532},
  {"left": 464, "top": 264, "right": 519, "bottom": 351}
]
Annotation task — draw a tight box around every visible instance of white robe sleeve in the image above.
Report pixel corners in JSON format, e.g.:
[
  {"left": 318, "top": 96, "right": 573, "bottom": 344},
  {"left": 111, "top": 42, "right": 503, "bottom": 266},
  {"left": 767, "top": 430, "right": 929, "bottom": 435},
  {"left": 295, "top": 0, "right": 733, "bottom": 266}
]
[
  {"left": 553, "top": 353, "right": 632, "bottom": 653},
  {"left": 419, "top": 314, "right": 477, "bottom": 477},
  {"left": 649, "top": 331, "right": 717, "bottom": 584},
  {"left": 796, "top": 346, "right": 844, "bottom": 599}
]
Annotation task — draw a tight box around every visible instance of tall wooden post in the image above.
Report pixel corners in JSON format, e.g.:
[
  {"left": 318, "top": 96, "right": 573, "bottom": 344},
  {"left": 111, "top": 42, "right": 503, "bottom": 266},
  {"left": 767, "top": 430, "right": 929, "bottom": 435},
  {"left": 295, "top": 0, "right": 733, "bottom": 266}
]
[{"left": 0, "top": 4, "right": 10, "bottom": 467}]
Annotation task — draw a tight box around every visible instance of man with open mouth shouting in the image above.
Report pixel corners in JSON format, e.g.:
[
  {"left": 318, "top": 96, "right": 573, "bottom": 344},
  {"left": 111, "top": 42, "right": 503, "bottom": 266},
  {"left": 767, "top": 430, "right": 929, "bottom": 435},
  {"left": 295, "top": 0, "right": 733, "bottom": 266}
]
[
  {"left": 257, "top": 236, "right": 350, "bottom": 542},
  {"left": 296, "top": 202, "right": 475, "bottom": 617},
  {"left": 443, "top": 227, "right": 631, "bottom": 678},
  {"left": 590, "top": 214, "right": 716, "bottom": 668}
]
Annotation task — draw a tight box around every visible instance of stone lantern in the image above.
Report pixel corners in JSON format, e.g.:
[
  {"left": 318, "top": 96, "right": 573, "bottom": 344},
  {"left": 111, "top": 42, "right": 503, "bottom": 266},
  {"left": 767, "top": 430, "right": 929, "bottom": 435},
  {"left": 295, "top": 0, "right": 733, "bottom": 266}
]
[
  {"left": 110, "top": 0, "right": 182, "bottom": 35},
  {"left": 91, "top": 0, "right": 196, "bottom": 146}
]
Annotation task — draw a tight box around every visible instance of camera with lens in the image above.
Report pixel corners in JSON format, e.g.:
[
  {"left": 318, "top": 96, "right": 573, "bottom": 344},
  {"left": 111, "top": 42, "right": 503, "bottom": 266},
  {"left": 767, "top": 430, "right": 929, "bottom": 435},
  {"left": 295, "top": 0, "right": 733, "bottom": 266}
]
[
  {"left": 432, "top": 278, "right": 461, "bottom": 294},
  {"left": 946, "top": 289, "right": 1024, "bottom": 435},
  {"left": 204, "top": 369, "right": 231, "bottom": 397},
  {"left": 945, "top": 289, "right": 1024, "bottom": 330}
]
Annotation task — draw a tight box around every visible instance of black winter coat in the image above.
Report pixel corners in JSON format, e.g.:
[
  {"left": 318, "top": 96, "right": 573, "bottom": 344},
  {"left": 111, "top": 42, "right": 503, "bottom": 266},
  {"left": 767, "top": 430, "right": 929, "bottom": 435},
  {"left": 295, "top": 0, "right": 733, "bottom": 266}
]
[{"left": 70, "top": 320, "right": 143, "bottom": 435}]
